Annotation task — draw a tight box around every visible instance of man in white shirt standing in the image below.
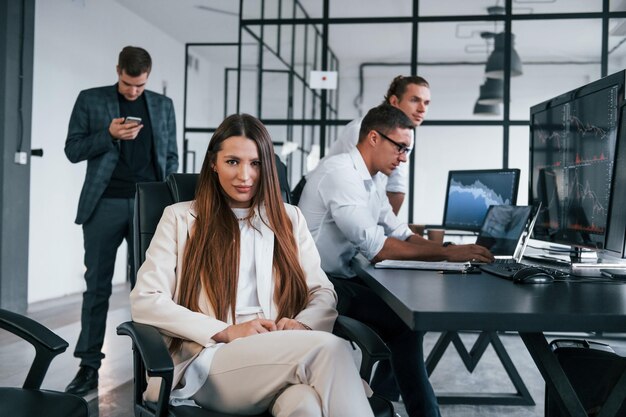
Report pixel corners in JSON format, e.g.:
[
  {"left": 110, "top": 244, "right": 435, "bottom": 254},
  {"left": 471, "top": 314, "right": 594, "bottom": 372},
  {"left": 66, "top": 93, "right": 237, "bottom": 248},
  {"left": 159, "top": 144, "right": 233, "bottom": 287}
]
[
  {"left": 326, "top": 75, "right": 430, "bottom": 215},
  {"left": 298, "top": 104, "right": 493, "bottom": 417}
]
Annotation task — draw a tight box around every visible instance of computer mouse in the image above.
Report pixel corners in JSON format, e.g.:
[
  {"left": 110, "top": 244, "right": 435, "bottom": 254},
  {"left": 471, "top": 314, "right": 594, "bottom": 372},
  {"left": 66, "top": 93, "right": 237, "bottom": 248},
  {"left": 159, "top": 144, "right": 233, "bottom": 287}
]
[{"left": 512, "top": 267, "right": 554, "bottom": 284}]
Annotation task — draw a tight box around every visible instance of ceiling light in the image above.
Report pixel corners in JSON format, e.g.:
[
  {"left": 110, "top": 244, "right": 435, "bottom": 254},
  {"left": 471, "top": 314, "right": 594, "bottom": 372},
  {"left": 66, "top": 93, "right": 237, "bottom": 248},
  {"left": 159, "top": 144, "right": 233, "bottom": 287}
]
[
  {"left": 487, "top": 6, "right": 505, "bottom": 15},
  {"left": 485, "top": 32, "right": 523, "bottom": 78},
  {"left": 473, "top": 101, "right": 501, "bottom": 116},
  {"left": 477, "top": 78, "right": 504, "bottom": 105}
]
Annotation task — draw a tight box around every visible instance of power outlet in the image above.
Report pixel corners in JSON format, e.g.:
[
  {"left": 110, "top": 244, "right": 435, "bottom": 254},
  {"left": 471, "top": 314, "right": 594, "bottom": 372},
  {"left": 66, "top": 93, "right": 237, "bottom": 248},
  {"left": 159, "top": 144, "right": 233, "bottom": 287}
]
[{"left": 14, "top": 152, "right": 28, "bottom": 165}]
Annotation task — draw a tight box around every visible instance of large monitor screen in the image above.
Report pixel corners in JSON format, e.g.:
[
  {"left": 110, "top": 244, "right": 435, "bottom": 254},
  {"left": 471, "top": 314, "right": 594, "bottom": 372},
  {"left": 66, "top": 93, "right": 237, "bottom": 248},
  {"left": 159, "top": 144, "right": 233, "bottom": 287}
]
[
  {"left": 442, "top": 169, "right": 520, "bottom": 232},
  {"left": 530, "top": 74, "right": 622, "bottom": 251}
]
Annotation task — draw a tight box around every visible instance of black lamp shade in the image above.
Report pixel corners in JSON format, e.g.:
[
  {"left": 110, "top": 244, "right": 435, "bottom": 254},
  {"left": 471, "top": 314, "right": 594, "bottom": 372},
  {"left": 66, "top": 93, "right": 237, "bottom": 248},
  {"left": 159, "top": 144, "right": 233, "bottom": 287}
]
[
  {"left": 477, "top": 78, "right": 503, "bottom": 105},
  {"left": 485, "top": 32, "right": 523, "bottom": 78},
  {"left": 473, "top": 100, "right": 501, "bottom": 116}
]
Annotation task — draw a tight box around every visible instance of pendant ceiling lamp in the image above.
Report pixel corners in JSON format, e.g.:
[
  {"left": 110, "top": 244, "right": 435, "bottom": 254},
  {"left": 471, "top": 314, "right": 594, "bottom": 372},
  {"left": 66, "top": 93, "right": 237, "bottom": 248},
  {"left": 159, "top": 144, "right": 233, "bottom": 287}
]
[
  {"left": 473, "top": 100, "right": 501, "bottom": 116},
  {"left": 477, "top": 78, "right": 503, "bottom": 105},
  {"left": 485, "top": 32, "right": 523, "bottom": 78}
]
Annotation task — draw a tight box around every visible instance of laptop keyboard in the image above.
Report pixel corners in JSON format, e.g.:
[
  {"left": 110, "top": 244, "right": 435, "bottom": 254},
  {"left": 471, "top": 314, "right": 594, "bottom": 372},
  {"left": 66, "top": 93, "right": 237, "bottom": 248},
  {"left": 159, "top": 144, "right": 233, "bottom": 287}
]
[{"left": 480, "top": 260, "right": 569, "bottom": 280}]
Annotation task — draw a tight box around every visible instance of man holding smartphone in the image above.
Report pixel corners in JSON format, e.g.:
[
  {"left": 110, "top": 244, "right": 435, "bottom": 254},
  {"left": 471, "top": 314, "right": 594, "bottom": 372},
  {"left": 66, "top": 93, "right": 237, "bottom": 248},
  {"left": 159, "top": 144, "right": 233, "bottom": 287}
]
[{"left": 64, "top": 46, "right": 178, "bottom": 396}]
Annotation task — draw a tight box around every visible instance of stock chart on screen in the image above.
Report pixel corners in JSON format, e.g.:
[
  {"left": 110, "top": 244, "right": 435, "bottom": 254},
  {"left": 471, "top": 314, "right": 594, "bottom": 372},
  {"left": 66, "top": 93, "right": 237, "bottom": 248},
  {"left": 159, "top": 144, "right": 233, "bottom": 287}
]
[
  {"left": 443, "top": 169, "right": 520, "bottom": 232},
  {"left": 531, "top": 85, "right": 618, "bottom": 249}
]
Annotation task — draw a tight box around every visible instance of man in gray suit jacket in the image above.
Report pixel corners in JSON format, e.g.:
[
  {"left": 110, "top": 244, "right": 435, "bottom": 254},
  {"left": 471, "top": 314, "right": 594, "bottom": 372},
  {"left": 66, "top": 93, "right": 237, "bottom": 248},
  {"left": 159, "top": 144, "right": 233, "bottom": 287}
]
[{"left": 64, "top": 46, "right": 178, "bottom": 396}]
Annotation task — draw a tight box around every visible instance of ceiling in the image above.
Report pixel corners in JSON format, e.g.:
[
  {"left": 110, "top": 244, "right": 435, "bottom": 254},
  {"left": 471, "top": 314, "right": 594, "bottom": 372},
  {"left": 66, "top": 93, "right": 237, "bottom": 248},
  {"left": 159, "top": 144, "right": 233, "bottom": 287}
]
[
  {"left": 114, "top": 0, "right": 626, "bottom": 68},
  {"left": 115, "top": 0, "right": 240, "bottom": 44}
]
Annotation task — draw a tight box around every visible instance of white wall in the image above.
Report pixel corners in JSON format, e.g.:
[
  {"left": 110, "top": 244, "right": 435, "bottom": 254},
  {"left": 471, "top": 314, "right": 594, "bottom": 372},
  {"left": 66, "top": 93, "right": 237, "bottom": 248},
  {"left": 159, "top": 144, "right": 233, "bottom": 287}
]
[{"left": 29, "top": 0, "right": 185, "bottom": 303}]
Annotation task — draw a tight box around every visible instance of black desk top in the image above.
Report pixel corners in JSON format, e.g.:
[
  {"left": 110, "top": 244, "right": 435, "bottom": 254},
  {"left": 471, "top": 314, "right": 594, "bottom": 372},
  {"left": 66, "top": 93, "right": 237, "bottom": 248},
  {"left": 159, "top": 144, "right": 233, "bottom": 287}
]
[{"left": 351, "top": 256, "right": 626, "bottom": 333}]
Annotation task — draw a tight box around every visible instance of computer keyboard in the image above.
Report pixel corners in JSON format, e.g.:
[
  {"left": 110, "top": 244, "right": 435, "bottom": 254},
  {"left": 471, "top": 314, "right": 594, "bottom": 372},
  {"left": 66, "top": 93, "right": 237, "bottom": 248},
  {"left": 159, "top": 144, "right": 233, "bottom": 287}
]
[{"left": 480, "top": 260, "right": 569, "bottom": 280}]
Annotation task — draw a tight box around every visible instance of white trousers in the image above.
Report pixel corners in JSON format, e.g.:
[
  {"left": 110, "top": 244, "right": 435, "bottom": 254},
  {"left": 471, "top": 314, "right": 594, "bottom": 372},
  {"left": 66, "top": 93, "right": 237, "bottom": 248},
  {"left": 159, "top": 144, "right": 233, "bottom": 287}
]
[{"left": 191, "top": 330, "right": 374, "bottom": 417}]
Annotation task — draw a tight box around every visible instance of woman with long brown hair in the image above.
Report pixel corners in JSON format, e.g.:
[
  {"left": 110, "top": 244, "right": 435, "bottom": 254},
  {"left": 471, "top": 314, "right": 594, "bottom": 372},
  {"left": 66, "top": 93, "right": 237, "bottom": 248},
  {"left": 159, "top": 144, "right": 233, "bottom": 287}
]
[{"left": 130, "top": 114, "right": 374, "bottom": 416}]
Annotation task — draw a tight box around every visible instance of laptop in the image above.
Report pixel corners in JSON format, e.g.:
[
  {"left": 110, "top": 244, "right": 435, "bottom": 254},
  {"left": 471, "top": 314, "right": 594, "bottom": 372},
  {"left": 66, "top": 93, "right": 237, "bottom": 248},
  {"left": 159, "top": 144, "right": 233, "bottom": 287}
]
[{"left": 475, "top": 205, "right": 535, "bottom": 260}]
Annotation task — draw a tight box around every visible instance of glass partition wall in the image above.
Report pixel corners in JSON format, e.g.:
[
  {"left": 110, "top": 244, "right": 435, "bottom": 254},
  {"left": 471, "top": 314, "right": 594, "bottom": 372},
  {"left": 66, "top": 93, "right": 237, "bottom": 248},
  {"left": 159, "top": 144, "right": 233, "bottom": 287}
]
[{"left": 183, "top": 0, "right": 626, "bottom": 224}]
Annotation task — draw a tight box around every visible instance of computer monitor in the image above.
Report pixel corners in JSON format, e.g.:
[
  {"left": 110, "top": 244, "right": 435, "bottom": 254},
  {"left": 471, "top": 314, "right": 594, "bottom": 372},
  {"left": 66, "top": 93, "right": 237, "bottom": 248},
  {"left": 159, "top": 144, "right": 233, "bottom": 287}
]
[
  {"left": 442, "top": 169, "right": 521, "bottom": 232},
  {"left": 529, "top": 70, "right": 626, "bottom": 260}
]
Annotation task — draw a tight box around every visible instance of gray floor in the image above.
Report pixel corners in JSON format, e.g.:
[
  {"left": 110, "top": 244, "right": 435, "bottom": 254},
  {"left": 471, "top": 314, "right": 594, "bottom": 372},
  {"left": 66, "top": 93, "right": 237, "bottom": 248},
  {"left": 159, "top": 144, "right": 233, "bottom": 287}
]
[{"left": 3, "top": 283, "right": 625, "bottom": 417}]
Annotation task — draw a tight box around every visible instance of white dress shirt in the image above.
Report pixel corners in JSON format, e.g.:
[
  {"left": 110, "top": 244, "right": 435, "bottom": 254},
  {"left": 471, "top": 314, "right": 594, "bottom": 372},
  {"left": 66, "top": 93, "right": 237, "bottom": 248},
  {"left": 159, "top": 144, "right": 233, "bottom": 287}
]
[
  {"left": 170, "top": 207, "right": 264, "bottom": 406},
  {"left": 299, "top": 147, "right": 413, "bottom": 278},
  {"left": 326, "top": 116, "right": 413, "bottom": 194},
  {"left": 233, "top": 207, "right": 264, "bottom": 319}
]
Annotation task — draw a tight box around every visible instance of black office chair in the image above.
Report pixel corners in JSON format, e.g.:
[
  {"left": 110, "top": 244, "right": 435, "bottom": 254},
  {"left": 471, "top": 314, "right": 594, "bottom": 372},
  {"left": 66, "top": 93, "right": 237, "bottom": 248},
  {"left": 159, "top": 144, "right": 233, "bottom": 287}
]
[
  {"left": 0, "top": 308, "right": 89, "bottom": 417},
  {"left": 273, "top": 153, "right": 292, "bottom": 204},
  {"left": 118, "top": 157, "right": 394, "bottom": 417},
  {"left": 290, "top": 176, "right": 306, "bottom": 206}
]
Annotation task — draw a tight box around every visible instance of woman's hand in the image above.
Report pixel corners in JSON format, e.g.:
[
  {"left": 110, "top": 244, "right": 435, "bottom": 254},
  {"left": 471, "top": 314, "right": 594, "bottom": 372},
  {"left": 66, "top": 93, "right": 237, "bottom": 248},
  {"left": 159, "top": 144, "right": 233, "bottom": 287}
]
[
  {"left": 276, "top": 318, "right": 310, "bottom": 330},
  {"left": 212, "top": 319, "right": 277, "bottom": 343},
  {"left": 212, "top": 318, "right": 310, "bottom": 342}
]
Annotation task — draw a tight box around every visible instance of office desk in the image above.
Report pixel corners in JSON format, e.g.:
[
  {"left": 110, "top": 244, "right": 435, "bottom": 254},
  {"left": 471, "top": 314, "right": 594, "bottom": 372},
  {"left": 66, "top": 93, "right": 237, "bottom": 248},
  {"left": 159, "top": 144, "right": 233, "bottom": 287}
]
[{"left": 352, "top": 256, "right": 626, "bottom": 417}]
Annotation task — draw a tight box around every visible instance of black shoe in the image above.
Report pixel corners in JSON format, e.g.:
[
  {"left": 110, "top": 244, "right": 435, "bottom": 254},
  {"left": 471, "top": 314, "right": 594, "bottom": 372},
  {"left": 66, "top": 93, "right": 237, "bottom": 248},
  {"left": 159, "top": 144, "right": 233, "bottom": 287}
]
[{"left": 65, "top": 366, "right": 98, "bottom": 396}]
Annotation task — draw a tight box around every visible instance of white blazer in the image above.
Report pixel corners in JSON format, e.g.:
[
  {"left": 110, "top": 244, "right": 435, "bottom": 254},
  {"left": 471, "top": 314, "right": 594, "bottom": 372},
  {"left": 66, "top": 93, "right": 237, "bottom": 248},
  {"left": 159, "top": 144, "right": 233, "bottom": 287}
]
[{"left": 130, "top": 200, "right": 338, "bottom": 399}]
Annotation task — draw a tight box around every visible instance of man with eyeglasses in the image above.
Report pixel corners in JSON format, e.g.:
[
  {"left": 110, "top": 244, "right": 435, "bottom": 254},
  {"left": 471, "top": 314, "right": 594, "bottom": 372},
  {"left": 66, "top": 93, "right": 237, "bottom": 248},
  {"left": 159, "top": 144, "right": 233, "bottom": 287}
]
[
  {"left": 298, "top": 104, "right": 493, "bottom": 417},
  {"left": 326, "top": 75, "right": 431, "bottom": 215}
]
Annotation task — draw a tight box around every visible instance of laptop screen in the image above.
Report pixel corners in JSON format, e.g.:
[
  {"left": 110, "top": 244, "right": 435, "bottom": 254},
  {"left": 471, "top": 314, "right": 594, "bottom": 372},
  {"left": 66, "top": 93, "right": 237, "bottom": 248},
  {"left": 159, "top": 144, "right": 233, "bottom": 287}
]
[{"left": 475, "top": 205, "right": 533, "bottom": 257}]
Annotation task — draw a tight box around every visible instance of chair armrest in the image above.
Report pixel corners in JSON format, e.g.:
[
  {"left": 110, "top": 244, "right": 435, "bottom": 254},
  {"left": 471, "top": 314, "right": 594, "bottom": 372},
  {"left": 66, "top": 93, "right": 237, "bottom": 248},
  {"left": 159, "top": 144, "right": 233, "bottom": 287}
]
[
  {"left": 333, "top": 315, "right": 390, "bottom": 380},
  {"left": 117, "top": 321, "right": 174, "bottom": 377},
  {"left": 0, "top": 308, "right": 68, "bottom": 353},
  {"left": 0, "top": 308, "right": 68, "bottom": 389},
  {"left": 117, "top": 321, "right": 174, "bottom": 417}
]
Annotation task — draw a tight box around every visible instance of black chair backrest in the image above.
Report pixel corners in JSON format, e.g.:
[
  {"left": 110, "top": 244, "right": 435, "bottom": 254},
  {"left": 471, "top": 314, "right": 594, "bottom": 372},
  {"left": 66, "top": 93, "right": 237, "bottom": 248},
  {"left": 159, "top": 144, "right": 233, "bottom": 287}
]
[
  {"left": 290, "top": 176, "right": 307, "bottom": 206},
  {"left": 134, "top": 182, "right": 175, "bottom": 276},
  {"left": 274, "top": 154, "right": 291, "bottom": 204},
  {"left": 166, "top": 173, "right": 198, "bottom": 203}
]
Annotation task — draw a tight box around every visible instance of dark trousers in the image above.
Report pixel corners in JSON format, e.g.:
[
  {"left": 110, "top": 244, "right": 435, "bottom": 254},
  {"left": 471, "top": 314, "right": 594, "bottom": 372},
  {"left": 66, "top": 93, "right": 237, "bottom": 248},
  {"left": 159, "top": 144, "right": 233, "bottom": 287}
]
[
  {"left": 74, "top": 198, "right": 135, "bottom": 370},
  {"left": 329, "top": 276, "right": 440, "bottom": 417}
]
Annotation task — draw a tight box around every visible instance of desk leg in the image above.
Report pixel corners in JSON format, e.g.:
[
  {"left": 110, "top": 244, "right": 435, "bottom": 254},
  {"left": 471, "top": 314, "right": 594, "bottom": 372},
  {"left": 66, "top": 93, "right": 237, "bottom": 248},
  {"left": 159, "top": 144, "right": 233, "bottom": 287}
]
[
  {"left": 490, "top": 331, "right": 535, "bottom": 405},
  {"left": 426, "top": 331, "right": 534, "bottom": 405},
  {"left": 519, "top": 332, "right": 587, "bottom": 417},
  {"left": 597, "top": 369, "right": 626, "bottom": 417}
]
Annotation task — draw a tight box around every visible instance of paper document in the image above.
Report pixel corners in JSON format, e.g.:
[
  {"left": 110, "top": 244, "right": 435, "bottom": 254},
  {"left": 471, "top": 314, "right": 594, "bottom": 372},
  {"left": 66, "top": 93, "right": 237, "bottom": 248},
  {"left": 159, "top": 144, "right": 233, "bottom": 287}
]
[{"left": 375, "top": 260, "right": 471, "bottom": 271}]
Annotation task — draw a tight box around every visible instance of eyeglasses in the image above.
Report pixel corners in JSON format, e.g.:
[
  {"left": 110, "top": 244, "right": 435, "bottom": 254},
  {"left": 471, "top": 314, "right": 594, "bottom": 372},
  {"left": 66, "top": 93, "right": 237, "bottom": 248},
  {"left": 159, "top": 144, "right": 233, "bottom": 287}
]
[{"left": 374, "top": 130, "right": 412, "bottom": 155}]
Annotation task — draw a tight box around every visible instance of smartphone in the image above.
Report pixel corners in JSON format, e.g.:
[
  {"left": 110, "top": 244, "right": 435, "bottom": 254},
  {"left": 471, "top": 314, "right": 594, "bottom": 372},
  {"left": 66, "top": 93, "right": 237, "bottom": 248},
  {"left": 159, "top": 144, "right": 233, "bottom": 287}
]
[
  {"left": 123, "top": 116, "right": 142, "bottom": 125},
  {"left": 600, "top": 268, "right": 626, "bottom": 280}
]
